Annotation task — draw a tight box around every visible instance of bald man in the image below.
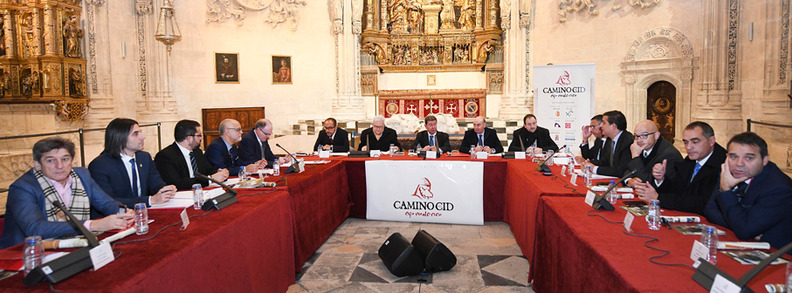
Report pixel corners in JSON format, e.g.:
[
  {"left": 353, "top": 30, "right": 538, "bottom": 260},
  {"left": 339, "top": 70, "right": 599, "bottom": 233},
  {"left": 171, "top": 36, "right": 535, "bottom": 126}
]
[
  {"left": 239, "top": 118, "right": 290, "bottom": 168},
  {"left": 205, "top": 118, "right": 261, "bottom": 172},
  {"left": 460, "top": 116, "right": 503, "bottom": 154},
  {"left": 625, "top": 120, "right": 683, "bottom": 187}
]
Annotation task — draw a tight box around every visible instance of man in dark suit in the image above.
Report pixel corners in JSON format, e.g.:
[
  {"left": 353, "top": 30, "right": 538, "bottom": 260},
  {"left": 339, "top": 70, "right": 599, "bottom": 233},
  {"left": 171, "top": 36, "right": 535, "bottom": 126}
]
[
  {"left": 238, "top": 118, "right": 291, "bottom": 168},
  {"left": 313, "top": 117, "right": 350, "bottom": 152},
  {"left": 583, "top": 110, "right": 634, "bottom": 177},
  {"left": 460, "top": 116, "right": 503, "bottom": 154},
  {"left": 0, "top": 137, "right": 133, "bottom": 249},
  {"left": 358, "top": 115, "right": 401, "bottom": 152},
  {"left": 633, "top": 121, "right": 726, "bottom": 215},
  {"left": 205, "top": 118, "right": 259, "bottom": 173},
  {"left": 155, "top": 120, "right": 230, "bottom": 190},
  {"left": 89, "top": 118, "right": 176, "bottom": 208},
  {"left": 576, "top": 114, "right": 605, "bottom": 165},
  {"left": 508, "top": 114, "right": 558, "bottom": 152},
  {"left": 625, "top": 120, "right": 683, "bottom": 185},
  {"left": 412, "top": 115, "right": 452, "bottom": 153},
  {"left": 704, "top": 132, "right": 792, "bottom": 250}
]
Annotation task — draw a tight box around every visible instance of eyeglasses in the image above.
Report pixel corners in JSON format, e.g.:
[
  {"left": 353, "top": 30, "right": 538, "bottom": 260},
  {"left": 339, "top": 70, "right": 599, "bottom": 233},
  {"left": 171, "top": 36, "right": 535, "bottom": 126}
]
[
  {"left": 229, "top": 127, "right": 242, "bottom": 132},
  {"left": 257, "top": 128, "right": 272, "bottom": 136},
  {"left": 634, "top": 132, "right": 656, "bottom": 140},
  {"left": 191, "top": 134, "right": 203, "bottom": 138}
]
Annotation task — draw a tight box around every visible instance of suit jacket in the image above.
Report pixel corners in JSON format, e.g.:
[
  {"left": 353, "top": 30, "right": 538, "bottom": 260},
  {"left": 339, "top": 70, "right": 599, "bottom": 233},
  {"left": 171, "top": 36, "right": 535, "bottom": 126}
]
[
  {"left": 580, "top": 138, "right": 605, "bottom": 165},
  {"left": 655, "top": 143, "right": 726, "bottom": 215},
  {"left": 206, "top": 137, "right": 242, "bottom": 171},
  {"left": 460, "top": 128, "right": 503, "bottom": 154},
  {"left": 357, "top": 127, "right": 401, "bottom": 151},
  {"left": 313, "top": 128, "right": 350, "bottom": 152},
  {"left": 154, "top": 142, "right": 218, "bottom": 190},
  {"left": 0, "top": 168, "right": 122, "bottom": 249},
  {"left": 595, "top": 130, "right": 634, "bottom": 177},
  {"left": 412, "top": 130, "right": 452, "bottom": 153},
  {"left": 626, "top": 136, "right": 683, "bottom": 182},
  {"left": 508, "top": 127, "right": 559, "bottom": 152},
  {"left": 238, "top": 130, "right": 276, "bottom": 167},
  {"left": 704, "top": 162, "right": 792, "bottom": 250},
  {"left": 89, "top": 151, "right": 167, "bottom": 208}
]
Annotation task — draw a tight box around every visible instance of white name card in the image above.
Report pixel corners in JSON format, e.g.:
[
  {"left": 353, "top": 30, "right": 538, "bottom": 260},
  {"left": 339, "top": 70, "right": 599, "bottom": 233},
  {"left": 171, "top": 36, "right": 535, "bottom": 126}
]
[
  {"left": 475, "top": 152, "right": 488, "bottom": 159},
  {"left": 515, "top": 152, "right": 526, "bottom": 159},
  {"left": 623, "top": 212, "right": 635, "bottom": 232},
  {"left": 426, "top": 151, "right": 437, "bottom": 159},
  {"left": 89, "top": 241, "right": 115, "bottom": 270},
  {"left": 180, "top": 208, "right": 190, "bottom": 230},
  {"left": 584, "top": 190, "right": 597, "bottom": 206},
  {"left": 690, "top": 240, "right": 709, "bottom": 263},
  {"left": 710, "top": 275, "right": 741, "bottom": 293},
  {"left": 370, "top": 150, "right": 381, "bottom": 157},
  {"left": 570, "top": 173, "right": 578, "bottom": 186},
  {"left": 318, "top": 150, "right": 331, "bottom": 158}
]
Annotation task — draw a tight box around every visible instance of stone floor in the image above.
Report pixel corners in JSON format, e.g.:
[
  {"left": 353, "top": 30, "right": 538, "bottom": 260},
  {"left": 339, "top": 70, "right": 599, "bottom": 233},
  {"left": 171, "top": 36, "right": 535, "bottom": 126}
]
[{"left": 287, "top": 219, "right": 534, "bottom": 293}]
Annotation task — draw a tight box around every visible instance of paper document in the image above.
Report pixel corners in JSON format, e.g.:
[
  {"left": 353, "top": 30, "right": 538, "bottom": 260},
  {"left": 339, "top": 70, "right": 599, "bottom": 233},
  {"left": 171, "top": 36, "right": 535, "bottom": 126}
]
[
  {"left": 574, "top": 170, "right": 618, "bottom": 180},
  {"left": 717, "top": 242, "right": 771, "bottom": 250}
]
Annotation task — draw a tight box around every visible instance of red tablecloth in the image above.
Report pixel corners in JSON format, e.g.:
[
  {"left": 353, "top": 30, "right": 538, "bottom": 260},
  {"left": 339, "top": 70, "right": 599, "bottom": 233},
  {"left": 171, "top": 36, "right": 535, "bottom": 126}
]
[
  {"left": 342, "top": 154, "right": 507, "bottom": 221},
  {"left": 0, "top": 190, "right": 295, "bottom": 292},
  {"left": 532, "top": 196, "right": 788, "bottom": 293}
]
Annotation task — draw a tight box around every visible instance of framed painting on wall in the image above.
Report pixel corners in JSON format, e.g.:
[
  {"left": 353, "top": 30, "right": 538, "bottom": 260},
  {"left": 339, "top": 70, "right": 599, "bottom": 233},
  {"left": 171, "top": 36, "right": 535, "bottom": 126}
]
[
  {"left": 215, "top": 53, "right": 239, "bottom": 83},
  {"left": 272, "top": 55, "right": 292, "bottom": 84}
]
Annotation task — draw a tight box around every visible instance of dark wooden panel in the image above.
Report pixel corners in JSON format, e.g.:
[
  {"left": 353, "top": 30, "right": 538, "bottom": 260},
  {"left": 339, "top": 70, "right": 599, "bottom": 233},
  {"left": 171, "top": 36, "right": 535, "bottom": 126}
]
[{"left": 201, "top": 107, "right": 265, "bottom": 149}]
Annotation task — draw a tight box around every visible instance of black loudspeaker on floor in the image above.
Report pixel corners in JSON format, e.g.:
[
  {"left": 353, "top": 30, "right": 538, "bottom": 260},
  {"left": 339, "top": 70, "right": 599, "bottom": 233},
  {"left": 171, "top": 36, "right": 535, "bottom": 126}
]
[{"left": 377, "top": 230, "right": 457, "bottom": 277}]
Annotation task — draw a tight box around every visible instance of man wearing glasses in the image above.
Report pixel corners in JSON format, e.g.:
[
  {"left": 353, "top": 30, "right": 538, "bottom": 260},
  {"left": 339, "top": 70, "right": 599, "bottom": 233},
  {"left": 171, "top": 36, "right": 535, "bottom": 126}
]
[
  {"left": 155, "top": 120, "right": 229, "bottom": 190},
  {"left": 239, "top": 118, "right": 291, "bottom": 169},
  {"left": 625, "top": 120, "right": 682, "bottom": 187},
  {"left": 206, "top": 118, "right": 259, "bottom": 172},
  {"left": 313, "top": 117, "right": 350, "bottom": 152}
]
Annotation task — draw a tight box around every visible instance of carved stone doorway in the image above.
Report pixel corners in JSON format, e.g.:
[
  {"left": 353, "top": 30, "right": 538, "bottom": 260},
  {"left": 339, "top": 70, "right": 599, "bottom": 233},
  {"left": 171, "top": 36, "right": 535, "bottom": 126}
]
[{"left": 647, "top": 81, "right": 676, "bottom": 142}]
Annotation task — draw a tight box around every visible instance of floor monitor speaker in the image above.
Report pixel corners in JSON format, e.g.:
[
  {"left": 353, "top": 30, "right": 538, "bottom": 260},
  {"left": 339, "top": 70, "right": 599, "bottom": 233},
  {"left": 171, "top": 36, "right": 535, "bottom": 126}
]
[
  {"left": 411, "top": 229, "right": 457, "bottom": 272},
  {"left": 377, "top": 233, "right": 424, "bottom": 277}
]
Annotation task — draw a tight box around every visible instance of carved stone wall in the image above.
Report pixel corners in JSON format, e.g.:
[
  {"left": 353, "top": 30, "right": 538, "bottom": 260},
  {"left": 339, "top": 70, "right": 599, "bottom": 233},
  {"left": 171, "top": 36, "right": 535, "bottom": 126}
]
[{"left": 621, "top": 27, "right": 697, "bottom": 145}]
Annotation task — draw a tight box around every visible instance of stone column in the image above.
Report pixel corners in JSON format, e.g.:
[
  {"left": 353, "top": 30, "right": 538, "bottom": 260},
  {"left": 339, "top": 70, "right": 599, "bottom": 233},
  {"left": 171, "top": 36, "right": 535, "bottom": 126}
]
[
  {"left": 380, "top": 0, "right": 388, "bottom": 33},
  {"left": 475, "top": 0, "right": 483, "bottom": 31},
  {"left": 32, "top": 9, "right": 42, "bottom": 56},
  {"left": 42, "top": 6, "right": 57, "bottom": 56},
  {"left": 333, "top": 0, "right": 365, "bottom": 119},
  {"left": 365, "top": 0, "right": 374, "bottom": 32},
  {"left": 498, "top": 0, "right": 532, "bottom": 119},
  {"left": 2, "top": 10, "right": 14, "bottom": 58},
  {"left": 423, "top": 4, "right": 441, "bottom": 34}
]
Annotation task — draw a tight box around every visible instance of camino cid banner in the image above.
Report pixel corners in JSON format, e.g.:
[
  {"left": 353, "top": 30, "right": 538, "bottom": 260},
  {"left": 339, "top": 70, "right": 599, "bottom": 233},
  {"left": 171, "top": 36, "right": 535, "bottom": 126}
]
[
  {"left": 365, "top": 160, "right": 483, "bottom": 225},
  {"left": 533, "top": 63, "right": 595, "bottom": 154}
]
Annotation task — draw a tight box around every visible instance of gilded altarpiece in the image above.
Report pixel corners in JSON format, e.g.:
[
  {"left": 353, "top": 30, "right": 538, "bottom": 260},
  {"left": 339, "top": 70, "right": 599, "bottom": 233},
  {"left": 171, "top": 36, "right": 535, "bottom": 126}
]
[{"left": 0, "top": 0, "right": 87, "bottom": 121}]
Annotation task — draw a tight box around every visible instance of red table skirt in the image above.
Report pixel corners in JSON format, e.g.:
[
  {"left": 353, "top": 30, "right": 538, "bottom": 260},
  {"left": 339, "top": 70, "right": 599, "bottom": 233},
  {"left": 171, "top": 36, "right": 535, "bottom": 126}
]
[
  {"left": 0, "top": 191, "right": 295, "bottom": 292},
  {"left": 532, "top": 196, "right": 788, "bottom": 293}
]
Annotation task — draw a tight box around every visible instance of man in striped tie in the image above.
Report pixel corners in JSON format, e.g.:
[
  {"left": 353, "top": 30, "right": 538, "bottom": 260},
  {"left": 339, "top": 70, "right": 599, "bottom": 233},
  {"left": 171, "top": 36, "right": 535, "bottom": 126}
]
[{"left": 155, "top": 120, "right": 230, "bottom": 190}]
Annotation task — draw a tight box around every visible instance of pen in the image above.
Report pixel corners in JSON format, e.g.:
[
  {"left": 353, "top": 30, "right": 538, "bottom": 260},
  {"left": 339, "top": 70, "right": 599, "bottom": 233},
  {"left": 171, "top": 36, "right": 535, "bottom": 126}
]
[{"left": 660, "top": 217, "right": 671, "bottom": 229}]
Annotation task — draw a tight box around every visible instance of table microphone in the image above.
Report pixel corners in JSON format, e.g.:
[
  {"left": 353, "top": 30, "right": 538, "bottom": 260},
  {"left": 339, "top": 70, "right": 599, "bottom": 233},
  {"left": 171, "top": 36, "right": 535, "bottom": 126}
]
[
  {"left": 536, "top": 145, "right": 566, "bottom": 173},
  {"left": 195, "top": 173, "right": 238, "bottom": 210},
  {"left": 590, "top": 168, "right": 638, "bottom": 211},
  {"left": 275, "top": 143, "right": 301, "bottom": 173}
]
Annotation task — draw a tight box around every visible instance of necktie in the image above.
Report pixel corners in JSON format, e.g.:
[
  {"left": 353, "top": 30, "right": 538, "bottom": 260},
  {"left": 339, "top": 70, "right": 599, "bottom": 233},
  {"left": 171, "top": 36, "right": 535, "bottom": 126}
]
[
  {"left": 130, "top": 158, "right": 139, "bottom": 197},
  {"left": 478, "top": 134, "right": 483, "bottom": 146},
  {"left": 690, "top": 162, "right": 702, "bottom": 182},
  {"left": 733, "top": 182, "right": 748, "bottom": 197},
  {"left": 229, "top": 147, "right": 238, "bottom": 167},
  {"left": 429, "top": 135, "right": 435, "bottom": 147},
  {"left": 261, "top": 143, "right": 267, "bottom": 159},
  {"left": 189, "top": 151, "right": 198, "bottom": 175}
]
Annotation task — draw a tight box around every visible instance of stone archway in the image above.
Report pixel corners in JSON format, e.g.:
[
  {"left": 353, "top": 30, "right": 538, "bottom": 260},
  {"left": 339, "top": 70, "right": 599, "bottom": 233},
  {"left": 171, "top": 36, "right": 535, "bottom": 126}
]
[{"left": 621, "top": 27, "right": 697, "bottom": 145}]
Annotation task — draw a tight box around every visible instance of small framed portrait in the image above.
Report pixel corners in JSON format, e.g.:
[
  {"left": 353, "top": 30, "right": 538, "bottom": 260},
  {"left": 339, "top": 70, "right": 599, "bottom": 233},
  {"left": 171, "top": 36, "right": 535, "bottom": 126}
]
[
  {"left": 215, "top": 53, "right": 239, "bottom": 83},
  {"left": 272, "top": 55, "right": 292, "bottom": 84},
  {"left": 427, "top": 75, "right": 436, "bottom": 86}
]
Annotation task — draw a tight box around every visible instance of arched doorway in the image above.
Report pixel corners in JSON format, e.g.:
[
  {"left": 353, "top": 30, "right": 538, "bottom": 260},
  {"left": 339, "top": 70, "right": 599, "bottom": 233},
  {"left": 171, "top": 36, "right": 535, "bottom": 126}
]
[{"left": 647, "top": 81, "right": 676, "bottom": 142}]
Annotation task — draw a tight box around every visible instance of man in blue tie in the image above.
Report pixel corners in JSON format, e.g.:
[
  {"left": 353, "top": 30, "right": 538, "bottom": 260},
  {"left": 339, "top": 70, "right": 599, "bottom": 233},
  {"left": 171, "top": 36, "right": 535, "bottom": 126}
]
[
  {"left": 703, "top": 132, "right": 792, "bottom": 250},
  {"left": 89, "top": 118, "right": 176, "bottom": 208},
  {"left": 205, "top": 118, "right": 259, "bottom": 172},
  {"left": 460, "top": 116, "right": 503, "bottom": 154},
  {"left": 413, "top": 115, "right": 452, "bottom": 153},
  {"left": 633, "top": 121, "right": 726, "bottom": 215}
]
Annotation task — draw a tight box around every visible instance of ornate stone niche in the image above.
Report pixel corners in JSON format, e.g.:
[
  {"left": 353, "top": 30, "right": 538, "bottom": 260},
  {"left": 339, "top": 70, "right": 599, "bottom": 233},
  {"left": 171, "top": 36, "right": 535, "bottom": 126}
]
[
  {"left": 361, "top": 0, "right": 503, "bottom": 73},
  {"left": 0, "top": 1, "right": 88, "bottom": 121}
]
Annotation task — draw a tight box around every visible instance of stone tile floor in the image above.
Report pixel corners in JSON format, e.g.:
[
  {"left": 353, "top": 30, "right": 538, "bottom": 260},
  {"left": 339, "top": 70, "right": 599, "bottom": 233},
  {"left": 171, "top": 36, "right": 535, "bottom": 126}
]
[{"left": 287, "top": 219, "right": 534, "bottom": 293}]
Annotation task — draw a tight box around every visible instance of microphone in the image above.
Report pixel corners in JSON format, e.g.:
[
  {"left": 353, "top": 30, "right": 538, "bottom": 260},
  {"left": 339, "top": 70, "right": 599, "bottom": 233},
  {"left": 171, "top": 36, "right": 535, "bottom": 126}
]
[
  {"left": 536, "top": 145, "right": 566, "bottom": 173},
  {"left": 23, "top": 200, "right": 101, "bottom": 286},
  {"left": 693, "top": 240, "right": 792, "bottom": 291},
  {"left": 590, "top": 168, "right": 638, "bottom": 211},
  {"left": 275, "top": 143, "right": 301, "bottom": 174},
  {"left": 518, "top": 134, "right": 525, "bottom": 152},
  {"left": 195, "top": 173, "right": 238, "bottom": 210}
]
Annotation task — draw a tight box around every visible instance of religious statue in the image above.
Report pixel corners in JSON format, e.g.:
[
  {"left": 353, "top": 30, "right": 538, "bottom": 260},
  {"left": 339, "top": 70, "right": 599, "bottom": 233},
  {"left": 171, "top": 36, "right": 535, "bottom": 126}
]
[
  {"left": 456, "top": 0, "right": 475, "bottom": 31},
  {"left": 393, "top": 46, "right": 405, "bottom": 65},
  {"left": 0, "top": 22, "right": 5, "bottom": 56},
  {"left": 363, "top": 42, "right": 389, "bottom": 64},
  {"left": 439, "top": 0, "right": 456, "bottom": 29},
  {"left": 389, "top": 0, "right": 410, "bottom": 34},
  {"left": 22, "top": 14, "right": 36, "bottom": 57},
  {"left": 68, "top": 68, "right": 86, "bottom": 97},
  {"left": 407, "top": 0, "right": 424, "bottom": 33},
  {"left": 0, "top": 71, "right": 8, "bottom": 96},
  {"left": 64, "top": 15, "right": 84, "bottom": 58},
  {"left": 476, "top": 40, "right": 494, "bottom": 63}
]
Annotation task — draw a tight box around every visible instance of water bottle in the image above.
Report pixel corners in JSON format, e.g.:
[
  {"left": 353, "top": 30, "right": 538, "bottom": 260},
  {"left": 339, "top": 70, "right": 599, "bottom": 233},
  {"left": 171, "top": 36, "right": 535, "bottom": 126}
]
[
  {"left": 134, "top": 203, "right": 149, "bottom": 235},
  {"left": 317, "top": 145, "right": 322, "bottom": 155},
  {"left": 470, "top": 145, "right": 476, "bottom": 159},
  {"left": 701, "top": 225, "right": 718, "bottom": 264},
  {"left": 273, "top": 161, "right": 280, "bottom": 176},
  {"left": 546, "top": 150, "right": 554, "bottom": 166},
  {"left": 646, "top": 200, "right": 661, "bottom": 230},
  {"left": 585, "top": 165, "right": 593, "bottom": 186},
  {"left": 23, "top": 236, "right": 44, "bottom": 276},
  {"left": 389, "top": 144, "right": 396, "bottom": 156},
  {"left": 415, "top": 143, "right": 421, "bottom": 155},
  {"left": 238, "top": 166, "right": 247, "bottom": 181},
  {"left": 568, "top": 160, "right": 575, "bottom": 176},
  {"left": 192, "top": 183, "right": 204, "bottom": 210},
  {"left": 606, "top": 180, "right": 618, "bottom": 204}
]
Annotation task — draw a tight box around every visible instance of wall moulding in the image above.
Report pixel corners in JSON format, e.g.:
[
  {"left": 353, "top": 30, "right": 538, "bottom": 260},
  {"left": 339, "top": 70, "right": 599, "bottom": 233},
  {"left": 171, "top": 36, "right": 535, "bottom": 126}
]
[{"left": 206, "top": 0, "right": 307, "bottom": 30}]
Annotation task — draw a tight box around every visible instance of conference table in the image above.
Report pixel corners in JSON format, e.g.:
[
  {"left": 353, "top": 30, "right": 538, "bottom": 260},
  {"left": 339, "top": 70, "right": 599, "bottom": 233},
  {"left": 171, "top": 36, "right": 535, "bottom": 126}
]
[{"left": 0, "top": 153, "right": 788, "bottom": 292}]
